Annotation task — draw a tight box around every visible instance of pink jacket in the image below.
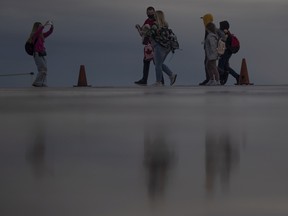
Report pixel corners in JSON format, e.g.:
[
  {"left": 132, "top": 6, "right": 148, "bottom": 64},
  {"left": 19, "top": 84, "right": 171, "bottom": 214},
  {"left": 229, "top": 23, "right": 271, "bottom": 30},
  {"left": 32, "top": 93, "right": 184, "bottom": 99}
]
[{"left": 32, "top": 25, "right": 54, "bottom": 53}]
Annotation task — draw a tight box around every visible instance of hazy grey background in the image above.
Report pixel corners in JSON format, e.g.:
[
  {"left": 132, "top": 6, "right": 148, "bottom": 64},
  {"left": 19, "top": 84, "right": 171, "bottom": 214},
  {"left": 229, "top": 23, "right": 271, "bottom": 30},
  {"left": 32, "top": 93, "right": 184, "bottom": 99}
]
[{"left": 0, "top": 0, "right": 287, "bottom": 87}]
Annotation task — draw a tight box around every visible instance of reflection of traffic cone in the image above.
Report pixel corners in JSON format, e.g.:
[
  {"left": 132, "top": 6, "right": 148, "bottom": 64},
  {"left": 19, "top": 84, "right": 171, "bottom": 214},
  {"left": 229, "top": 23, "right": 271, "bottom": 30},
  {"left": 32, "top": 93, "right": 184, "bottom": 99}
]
[
  {"left": 74, "top": 65, "right": 91, "bottom": 87},
  {"left": 239, "top": 58, "right": 253, "bottom": 85}
]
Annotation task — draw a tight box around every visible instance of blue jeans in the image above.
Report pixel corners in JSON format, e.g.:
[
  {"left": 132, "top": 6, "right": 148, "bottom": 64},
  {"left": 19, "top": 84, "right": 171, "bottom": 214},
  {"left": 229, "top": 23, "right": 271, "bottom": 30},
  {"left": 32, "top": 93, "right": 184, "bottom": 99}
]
[
  {"left": 33, "top": 53, "right": 47, "bottom": 86},
  {"left": 218, "top": 51, "right": 239, "bottom": 80},
  {"left": 153, "top": 44, "right": 173, "bottom": 82}
]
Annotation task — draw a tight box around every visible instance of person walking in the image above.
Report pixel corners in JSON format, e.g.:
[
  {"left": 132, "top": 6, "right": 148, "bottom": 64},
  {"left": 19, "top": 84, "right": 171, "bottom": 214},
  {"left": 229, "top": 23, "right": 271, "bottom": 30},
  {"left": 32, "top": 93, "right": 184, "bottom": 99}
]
[
  {"left": 28, "top": 21, "right": 54, "bottom": 87},
  {"left": 135, "top": 7, "right": 164, "bottom": 86},
  {"left": 218, "top": 21, "right": 240, "bottom": 85},
  {"left": 199, "top": 13, "right": 214, "bottom": 86},
  {"left": 205, "top": 23, "right": 220, "bottom": 85},
  {"left": 145, "top": 10, "right": 177, "bottom": 86}
]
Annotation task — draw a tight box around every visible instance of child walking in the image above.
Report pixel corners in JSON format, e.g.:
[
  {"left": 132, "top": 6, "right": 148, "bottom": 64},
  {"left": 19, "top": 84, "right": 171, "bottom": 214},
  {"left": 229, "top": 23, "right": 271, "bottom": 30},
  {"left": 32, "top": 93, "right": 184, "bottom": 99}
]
[{"left": 205, "top": 22, "right": 220, "bottom": 86}]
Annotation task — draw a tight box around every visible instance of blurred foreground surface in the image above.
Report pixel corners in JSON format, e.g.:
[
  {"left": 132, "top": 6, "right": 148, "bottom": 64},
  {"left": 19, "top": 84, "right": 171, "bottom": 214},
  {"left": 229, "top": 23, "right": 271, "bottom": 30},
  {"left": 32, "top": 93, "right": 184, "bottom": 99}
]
[{"left": 1, "top": 86, "right": 288, "bottom": 216}]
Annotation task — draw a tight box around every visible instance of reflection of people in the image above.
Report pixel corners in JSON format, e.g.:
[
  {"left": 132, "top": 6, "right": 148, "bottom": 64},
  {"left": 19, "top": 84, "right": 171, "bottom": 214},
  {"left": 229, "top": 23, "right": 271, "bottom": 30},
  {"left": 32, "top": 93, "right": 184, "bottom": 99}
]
[
  {"left": 27, "top": 21, "right": 54, "bottom": 87},
  {"left": 26, "top": 124, "right": 46, "bottom": 178},
  {"left": 143, "top": 130, "right": 174, "bottom": 200},
  {"left": 205, "top": 130, "right": 239, "bottom": 195}
]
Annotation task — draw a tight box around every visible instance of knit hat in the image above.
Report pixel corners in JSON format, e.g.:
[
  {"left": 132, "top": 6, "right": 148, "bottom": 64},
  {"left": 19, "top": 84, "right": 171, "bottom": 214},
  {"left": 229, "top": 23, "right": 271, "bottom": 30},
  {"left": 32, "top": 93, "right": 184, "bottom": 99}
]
[
  {"left": 219, "top": 21, "right": 230, "bottom": 31},
  {"left": 201, "top": 13, "right": 214, "bottom": 27}
]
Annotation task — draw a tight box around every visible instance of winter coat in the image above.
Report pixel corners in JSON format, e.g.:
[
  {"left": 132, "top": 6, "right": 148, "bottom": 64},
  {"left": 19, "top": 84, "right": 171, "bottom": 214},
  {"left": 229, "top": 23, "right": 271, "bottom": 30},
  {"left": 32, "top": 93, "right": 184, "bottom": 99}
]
[
  {"left": 205, "top": 32, "right": 219, "bottom": 60},
  {"left": 32, "top": 26, "right": 54, "bottom": 53}
]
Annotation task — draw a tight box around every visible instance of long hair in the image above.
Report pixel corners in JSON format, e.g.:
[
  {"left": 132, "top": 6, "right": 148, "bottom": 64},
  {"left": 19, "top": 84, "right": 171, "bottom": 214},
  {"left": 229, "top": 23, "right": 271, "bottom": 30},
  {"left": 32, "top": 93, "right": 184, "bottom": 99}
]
[
  {"left": 28, "top": 22, "right": 42, "bottom": 42},
  {"left": 155, "top": 10, "right": 169, "bottom": 28}
]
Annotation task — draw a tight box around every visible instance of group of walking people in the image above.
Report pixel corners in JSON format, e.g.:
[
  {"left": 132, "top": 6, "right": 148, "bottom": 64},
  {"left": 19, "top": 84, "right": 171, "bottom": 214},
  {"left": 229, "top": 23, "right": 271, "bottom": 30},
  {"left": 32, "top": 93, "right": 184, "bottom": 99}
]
[
  {"left": 134, "top": 7, "right": 240, "bottom": 87},
  {"left": 134, "top": 7, "right": 177, "bottom": 87},
  {"left": 199, "top": 13, "right": 240, "bottom": 86},
  {"left": 26, "top": 7, "right": 239, "bottom": 87}
]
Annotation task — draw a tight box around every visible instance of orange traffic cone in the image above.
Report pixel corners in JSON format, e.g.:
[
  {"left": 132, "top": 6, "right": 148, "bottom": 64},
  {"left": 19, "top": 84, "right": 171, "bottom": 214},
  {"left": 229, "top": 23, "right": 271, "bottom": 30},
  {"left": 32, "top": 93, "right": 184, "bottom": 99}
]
[
  {"left": 74, "top": 65, "right": 91, "bottom": 87},
  {"left": 239, "top": 58, "right": 253, "bottom": 85}
]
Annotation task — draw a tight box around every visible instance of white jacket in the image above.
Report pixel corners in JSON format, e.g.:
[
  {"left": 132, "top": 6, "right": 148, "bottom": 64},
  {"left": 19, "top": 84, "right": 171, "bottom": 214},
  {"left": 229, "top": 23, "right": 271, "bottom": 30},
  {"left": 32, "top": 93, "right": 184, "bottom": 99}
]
[{"left": 205, "top": 32, "right": 219, "bottom": 60}]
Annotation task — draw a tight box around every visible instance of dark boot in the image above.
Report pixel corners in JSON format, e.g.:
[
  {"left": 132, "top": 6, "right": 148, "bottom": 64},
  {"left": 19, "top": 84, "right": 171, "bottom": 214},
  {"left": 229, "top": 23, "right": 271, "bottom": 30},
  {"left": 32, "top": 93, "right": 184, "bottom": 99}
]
[
  {"left": 142, "top": 60, "right": 150, "bottom": 82},
  {"left": 134, "top": 79, "right": 147, "bottom": 85},
  {"left": 199, "top": 79, "right": 209, "bottom": 86},
  {"left": 134, "top": 60, "right": 150, "bottom": 86},
  {"left": 199, "top": 67, "right": 210, "bottom": 85}
]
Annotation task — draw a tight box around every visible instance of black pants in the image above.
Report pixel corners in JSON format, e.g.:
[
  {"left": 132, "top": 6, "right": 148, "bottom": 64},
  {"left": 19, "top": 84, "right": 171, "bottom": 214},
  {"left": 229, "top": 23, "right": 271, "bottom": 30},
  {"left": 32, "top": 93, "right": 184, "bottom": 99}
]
[
  {"left": 142, "top": 59, "right": 151, "bottom": 82},
  {"left": 218, "top": 51, "right": 239, "bottom": 83},
  {"left": 142, "top": 59, "right": 164, "bottom": 84}
]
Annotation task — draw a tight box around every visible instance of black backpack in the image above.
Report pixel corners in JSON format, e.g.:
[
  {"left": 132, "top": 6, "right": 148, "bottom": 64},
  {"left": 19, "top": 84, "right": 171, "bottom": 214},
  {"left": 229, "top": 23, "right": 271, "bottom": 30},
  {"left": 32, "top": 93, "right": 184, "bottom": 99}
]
[{"left": 25, "top": 38, "right": 37, "bottom": 56}]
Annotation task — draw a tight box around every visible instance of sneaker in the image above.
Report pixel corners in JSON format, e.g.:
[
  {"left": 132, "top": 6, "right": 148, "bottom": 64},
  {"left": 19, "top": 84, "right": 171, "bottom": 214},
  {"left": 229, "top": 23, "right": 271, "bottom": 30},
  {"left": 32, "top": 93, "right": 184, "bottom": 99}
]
[
  {"left": 215, "top": 80, "right": 221, "bottom": 85},
  {"left": 134, "top": 79, "right": 147, "bottom": 86},
  {"left": 206, "top": 80, "right": 216, "bottom": 86},
  {"left": 170, "top": 74, "right": 177, "bottom": 86},
  {"left": 151, "top": 82, "right": 163, "bottom": 87}
]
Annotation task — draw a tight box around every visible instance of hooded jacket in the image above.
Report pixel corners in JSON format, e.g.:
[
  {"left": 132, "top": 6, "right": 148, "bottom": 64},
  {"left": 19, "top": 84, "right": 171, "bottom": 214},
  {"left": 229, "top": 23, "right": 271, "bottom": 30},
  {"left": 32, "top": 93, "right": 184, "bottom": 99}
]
[{"left": 205, "top": 31, "right": 219, "bottom": 60}]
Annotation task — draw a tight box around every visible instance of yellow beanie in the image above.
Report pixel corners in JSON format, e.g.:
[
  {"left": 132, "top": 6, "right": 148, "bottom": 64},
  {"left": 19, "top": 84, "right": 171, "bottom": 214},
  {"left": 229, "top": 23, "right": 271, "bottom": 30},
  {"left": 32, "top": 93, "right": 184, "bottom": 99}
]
[{"left": 201, "top": 13, "right": 214, "bottom": 27}]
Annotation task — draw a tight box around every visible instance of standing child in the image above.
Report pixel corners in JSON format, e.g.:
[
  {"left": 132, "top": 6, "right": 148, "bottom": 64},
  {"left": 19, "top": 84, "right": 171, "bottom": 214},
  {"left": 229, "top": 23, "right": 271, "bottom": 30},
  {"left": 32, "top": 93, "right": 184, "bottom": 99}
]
[
  {"left": 28, "top": 21, "right": 54, "bottom": 87},
  {"left": 205, "top": 23, "right": 220, "bottom": 86}
]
